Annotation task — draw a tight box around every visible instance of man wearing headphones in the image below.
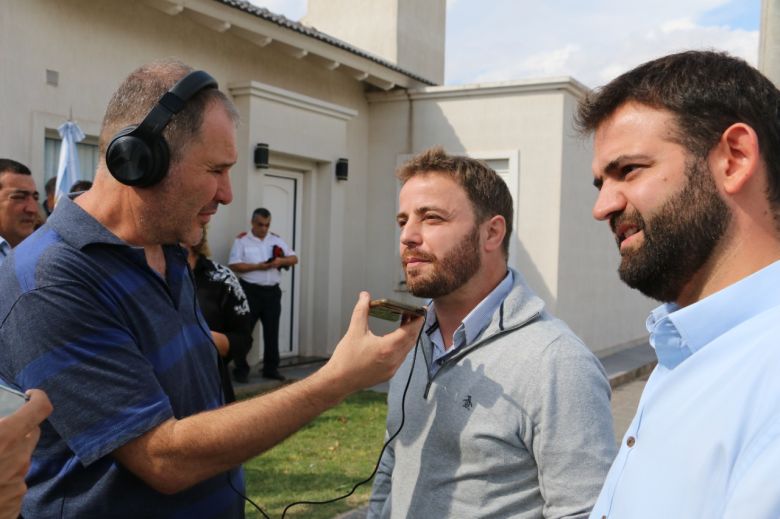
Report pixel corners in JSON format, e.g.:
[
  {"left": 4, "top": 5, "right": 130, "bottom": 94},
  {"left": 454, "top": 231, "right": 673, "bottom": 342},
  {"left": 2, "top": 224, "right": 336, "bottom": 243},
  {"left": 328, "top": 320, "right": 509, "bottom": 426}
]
[{"left": 0, "top": 60, "right": 422, "bottom": 518}]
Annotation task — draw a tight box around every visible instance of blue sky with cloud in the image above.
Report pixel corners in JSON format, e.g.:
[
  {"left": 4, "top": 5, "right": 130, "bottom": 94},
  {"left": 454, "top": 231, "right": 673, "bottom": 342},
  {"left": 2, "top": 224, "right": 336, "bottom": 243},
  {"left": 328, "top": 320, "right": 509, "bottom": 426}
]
[
  {"left": 698, "top": 0, "right": 760, "bottom": 29},
  {"left": 249, "top": 0, "right": 760, "bottom": 87}
]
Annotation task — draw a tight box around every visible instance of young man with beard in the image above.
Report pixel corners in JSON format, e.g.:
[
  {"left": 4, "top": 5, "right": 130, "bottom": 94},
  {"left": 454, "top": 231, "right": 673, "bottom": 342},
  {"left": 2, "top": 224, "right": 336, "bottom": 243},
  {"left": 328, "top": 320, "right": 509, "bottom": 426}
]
[
  {"left": 577, "top": 50, "right": 780, "bottom": 518},
  {"left": 368, "top": 147, "right": 616, "bottom": 519},
  {"left": 0, "top": 60, "right": 423, "bottom": 518}
]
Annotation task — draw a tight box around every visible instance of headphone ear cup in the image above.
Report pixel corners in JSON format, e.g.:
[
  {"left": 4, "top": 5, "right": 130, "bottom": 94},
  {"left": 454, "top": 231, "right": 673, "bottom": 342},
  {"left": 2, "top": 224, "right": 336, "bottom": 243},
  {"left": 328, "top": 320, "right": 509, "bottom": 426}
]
[
  {"left": 141, "top": 133, "right": 170, "bottom": 187},
  {"left": 106, "top": 126, "right": 170, "bottom": 187}
]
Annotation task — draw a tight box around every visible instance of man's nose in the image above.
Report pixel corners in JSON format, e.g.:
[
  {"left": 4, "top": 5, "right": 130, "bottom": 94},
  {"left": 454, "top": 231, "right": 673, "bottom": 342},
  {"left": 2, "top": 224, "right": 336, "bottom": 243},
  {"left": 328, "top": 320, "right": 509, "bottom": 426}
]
[
  {"left": 217, "top": 172, "right": 233, "bottom": 205},
  {"left": 399, "top": 220, "right": 421, "bottom": 247},
  {"left": 592, "top": 182, "right": 626, "bottom": 222},
  {"left": 23, "top": 197, "right": 39, "bottom": 214}
]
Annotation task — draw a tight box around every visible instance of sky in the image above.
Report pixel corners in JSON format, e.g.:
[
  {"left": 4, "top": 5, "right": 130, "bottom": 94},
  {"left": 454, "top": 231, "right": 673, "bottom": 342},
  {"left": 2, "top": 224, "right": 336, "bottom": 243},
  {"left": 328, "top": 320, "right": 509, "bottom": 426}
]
[{"left": 249, "top": 0, "right": 761, "bottom": 88}]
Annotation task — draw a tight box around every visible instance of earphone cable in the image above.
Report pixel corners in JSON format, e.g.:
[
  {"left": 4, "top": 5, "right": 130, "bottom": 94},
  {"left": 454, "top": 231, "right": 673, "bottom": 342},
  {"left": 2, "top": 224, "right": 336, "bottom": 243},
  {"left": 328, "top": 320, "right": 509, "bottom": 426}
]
[{"left": 278, "top": 321, "right": 425, "bottom": 518}]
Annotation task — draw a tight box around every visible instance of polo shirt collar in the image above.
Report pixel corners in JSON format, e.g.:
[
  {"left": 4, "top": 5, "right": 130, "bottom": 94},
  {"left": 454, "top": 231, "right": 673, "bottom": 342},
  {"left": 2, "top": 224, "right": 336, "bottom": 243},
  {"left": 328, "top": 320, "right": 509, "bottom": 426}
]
[
  {"left": 647, "top": 259, "right": 780, "bottom": 369},
  {"left": 47, "top": 196, "right": 129, "bottom": 249}
]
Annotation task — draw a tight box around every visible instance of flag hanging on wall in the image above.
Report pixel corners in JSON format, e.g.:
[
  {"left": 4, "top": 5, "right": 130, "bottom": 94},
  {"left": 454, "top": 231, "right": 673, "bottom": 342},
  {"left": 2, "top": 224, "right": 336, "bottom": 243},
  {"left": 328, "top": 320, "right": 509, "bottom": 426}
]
[{"left": 54, "top": 121, "right": 85, "bottom": 205}]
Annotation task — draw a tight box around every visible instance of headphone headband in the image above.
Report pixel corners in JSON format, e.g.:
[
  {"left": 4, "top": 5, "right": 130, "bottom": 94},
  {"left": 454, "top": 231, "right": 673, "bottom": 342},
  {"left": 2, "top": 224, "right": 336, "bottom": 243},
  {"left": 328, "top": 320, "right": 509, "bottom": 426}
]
[
  {"left": 136, "top": 70, "right": 218, "bottom": 136},
  {"left": 106, "top": 70, "right": 219, "bottom": 187}
]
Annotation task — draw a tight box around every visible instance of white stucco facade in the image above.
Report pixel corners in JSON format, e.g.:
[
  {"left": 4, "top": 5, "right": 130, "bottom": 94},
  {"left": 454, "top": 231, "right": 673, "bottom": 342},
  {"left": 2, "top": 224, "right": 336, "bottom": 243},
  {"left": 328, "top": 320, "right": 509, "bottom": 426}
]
[
  {"left": 760, "top": 0, "right": 780, "bottom": 84},
  {"left": 1, "top": 0, "right": 653, "bottom": 357}
]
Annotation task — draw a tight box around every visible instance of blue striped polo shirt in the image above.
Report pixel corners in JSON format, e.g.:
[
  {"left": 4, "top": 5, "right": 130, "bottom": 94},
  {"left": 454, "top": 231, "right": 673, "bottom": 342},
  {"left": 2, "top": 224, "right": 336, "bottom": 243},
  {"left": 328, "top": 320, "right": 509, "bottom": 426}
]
[{"left": 0, "top": 197, "right": 244, "bottom": 518}]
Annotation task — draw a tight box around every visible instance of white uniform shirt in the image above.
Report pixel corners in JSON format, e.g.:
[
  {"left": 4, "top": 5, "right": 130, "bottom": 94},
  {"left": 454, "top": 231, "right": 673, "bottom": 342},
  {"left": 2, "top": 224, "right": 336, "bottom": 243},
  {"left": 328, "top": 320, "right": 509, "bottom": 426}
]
[{"left": 228, "top": 232, "right": 295, "bottom": 286}]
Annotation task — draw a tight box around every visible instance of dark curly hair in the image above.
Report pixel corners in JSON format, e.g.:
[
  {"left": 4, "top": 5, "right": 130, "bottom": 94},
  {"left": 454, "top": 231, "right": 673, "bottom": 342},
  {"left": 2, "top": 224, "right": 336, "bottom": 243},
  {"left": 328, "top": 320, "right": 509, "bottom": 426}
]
[{"left": 576, "top": 50, "right": 780, "bottom": 220}]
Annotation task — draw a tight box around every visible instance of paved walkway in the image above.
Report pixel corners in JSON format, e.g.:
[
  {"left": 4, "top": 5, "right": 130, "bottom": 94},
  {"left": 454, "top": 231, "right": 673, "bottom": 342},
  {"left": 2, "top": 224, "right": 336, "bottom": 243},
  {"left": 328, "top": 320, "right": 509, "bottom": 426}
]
[{"left": 235, "top": 340, "right": 656, "bottom": 398}]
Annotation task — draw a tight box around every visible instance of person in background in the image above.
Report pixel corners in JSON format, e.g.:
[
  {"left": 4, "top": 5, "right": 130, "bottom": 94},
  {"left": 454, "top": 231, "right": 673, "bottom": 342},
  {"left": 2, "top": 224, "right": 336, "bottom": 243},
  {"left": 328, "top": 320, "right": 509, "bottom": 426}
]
[
  {"left": 0, "top": 159, "right": 38, "bottom": 265},
  {"left": 229, "top": 208, "right": 298, "bottom": 382},
  {"left": 42, "top": 177, "right": 56, "bottom": 216},
  {"left": 184, "top": 227, "right": 252, "bottom": 402},
  {"left": 69, "top": 180, "right": 93, "bottom": 194}
]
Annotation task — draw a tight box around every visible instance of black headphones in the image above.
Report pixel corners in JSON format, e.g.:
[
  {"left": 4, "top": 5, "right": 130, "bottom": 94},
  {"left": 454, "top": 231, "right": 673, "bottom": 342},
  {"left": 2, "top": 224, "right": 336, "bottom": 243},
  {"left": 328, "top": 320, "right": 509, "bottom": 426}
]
[{"left": 106, "top": 70, "right": 218, "bottom": 187}]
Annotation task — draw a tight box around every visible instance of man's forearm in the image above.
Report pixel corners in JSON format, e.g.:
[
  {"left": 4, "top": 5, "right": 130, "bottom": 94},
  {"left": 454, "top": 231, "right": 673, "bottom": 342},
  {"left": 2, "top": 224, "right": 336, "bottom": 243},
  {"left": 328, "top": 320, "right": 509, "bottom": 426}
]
[
  {"left": 280, "top": 255, "right": 298, "bottom": 267},
  {"left": 228, "top": 262, "right": 259, "bottom": 273},
  {"left": 113, "top": 292, "right": 423, "bottom": 495},
  {"left": 114, "top": 366, "right": 346, "bottom": 494}
]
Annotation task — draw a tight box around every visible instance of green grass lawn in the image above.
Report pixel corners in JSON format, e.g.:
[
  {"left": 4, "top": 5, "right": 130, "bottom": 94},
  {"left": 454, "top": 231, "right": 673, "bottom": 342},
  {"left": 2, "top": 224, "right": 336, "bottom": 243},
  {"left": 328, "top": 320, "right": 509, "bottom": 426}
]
[{"left": 242, "top": 391, "right": 388, "bottom": 519}]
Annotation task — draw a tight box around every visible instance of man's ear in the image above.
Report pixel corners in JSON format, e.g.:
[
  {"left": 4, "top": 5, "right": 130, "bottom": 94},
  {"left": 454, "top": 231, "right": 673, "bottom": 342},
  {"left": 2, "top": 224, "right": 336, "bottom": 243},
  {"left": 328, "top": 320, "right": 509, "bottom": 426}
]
[
  {"left": 482, "top": 215, "right": 506, "bottom": 253},
  {"left": 711, "top": 123, "right": 760, "bottom": 196}
]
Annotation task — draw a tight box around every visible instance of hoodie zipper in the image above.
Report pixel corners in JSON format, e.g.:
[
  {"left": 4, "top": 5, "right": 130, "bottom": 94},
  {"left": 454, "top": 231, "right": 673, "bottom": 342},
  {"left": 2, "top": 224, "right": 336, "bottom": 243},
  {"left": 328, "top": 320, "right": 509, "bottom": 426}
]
[{"left": 422, "top": 311, "right": 540, "bottom": 399}]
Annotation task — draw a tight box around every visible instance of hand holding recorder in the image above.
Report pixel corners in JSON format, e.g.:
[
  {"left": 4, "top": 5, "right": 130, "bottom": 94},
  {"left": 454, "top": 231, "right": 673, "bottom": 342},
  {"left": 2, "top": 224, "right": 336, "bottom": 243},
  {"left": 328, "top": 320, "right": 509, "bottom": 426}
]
[
  {"left": 318, "top": 292, "right": 425, "bottom": 397},
  {"left": 368, "top": 298, "right": 426, "bottom": 321}
]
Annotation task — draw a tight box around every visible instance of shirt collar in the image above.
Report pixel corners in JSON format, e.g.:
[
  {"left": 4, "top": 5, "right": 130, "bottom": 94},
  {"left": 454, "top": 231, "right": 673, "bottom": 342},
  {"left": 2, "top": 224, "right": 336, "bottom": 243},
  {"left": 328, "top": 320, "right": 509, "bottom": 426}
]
[
  {"left": 248, "top": 232, "right": 270, "bottom": 243},
  {"left": 647, "top": 259, "right": 780, "bottom": 369},
  {"left": 47, "top": 196, "right": 136, "bottom": 250},
  {"left": 426, "top": 269, "right": 513, "bottom": 357},
  {"left": 460, "top": 269, "right": 514, "bottom": 346}
]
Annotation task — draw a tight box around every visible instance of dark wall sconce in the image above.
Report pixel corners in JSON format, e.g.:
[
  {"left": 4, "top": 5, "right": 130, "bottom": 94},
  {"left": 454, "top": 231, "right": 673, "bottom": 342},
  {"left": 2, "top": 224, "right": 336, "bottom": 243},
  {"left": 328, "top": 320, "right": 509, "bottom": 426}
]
[
  {"left": 254, "top": 143, "right": 269, "bottom": 169},
  {"left": 336, "top": 158, "right": 349, "bottom": 181}
]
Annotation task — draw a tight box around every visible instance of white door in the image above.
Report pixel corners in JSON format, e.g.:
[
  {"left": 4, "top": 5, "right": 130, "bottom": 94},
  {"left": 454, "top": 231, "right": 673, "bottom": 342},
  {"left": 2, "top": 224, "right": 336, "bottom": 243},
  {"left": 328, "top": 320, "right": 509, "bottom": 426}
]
[{"left": 248, "top": 170, "right": 302, "bottom": 363}]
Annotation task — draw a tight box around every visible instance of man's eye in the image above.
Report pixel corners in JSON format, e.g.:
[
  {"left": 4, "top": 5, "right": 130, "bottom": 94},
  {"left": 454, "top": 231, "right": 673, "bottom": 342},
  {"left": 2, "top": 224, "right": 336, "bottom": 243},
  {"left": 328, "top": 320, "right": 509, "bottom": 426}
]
[
  {"left": 621, "top": 164, "right": 640, "bottom": 175},
  {"left": 9, "top": 192, "right": 38, "bottom": 201}
]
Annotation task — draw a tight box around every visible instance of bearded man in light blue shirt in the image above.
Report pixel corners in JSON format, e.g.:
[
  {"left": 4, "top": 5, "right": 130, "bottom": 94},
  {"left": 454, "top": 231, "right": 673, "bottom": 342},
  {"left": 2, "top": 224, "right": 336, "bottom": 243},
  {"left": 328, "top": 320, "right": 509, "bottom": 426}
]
[{"left": 577, "top": 50, "right": 780, "bottom": 518}]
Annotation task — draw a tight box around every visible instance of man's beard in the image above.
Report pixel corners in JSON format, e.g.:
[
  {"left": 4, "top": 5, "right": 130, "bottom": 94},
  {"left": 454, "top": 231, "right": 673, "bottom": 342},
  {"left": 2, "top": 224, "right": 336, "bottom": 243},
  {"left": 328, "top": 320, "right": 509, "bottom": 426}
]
[
  {"left": 613, "top": 158, "right": 731, "bottom": 302},
  {"left": 403, "top": 226, "right": 481, "bottom": 298}
]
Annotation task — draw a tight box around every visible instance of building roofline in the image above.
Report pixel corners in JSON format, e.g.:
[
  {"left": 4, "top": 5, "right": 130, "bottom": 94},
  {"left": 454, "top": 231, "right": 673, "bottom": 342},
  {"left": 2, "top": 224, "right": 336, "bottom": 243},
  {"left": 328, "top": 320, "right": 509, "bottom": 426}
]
[
  {"left": 214, "top": 0, "right": 436, "bottom": 86},
  {"left": 367, "top": 76, "right": 590, "bottom": 103}
]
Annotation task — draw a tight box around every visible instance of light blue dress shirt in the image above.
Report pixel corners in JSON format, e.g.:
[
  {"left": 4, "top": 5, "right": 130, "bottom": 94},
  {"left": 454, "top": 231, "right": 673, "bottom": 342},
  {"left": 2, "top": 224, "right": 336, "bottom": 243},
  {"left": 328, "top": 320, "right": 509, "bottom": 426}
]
[
  {"left": 590, "top": 260, "right": 780, "bottom": 518},
  {"left": 426, "top": 270, "right": 513, "bottom": 376}
]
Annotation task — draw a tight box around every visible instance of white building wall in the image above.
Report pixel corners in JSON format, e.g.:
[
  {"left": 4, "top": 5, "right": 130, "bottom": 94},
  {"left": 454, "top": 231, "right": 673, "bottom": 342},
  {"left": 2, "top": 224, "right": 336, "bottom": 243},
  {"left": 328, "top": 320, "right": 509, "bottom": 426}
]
[
  {"left": 304, "top": 0, "right": 446, "bottom": 84},
  {"left": 556, "top": 95, "right": 654, "bottom": 352},
  {"left": 760, "top": 0, "right": 780, "bottom": 85}
]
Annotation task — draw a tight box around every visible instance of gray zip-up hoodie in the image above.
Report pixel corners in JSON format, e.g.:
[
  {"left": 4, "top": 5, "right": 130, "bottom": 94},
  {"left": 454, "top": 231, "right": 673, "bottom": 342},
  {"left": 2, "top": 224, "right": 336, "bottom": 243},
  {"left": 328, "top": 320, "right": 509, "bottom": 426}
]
[{"left": 368, "top": 270, "right": 616, "bottom": 518}]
